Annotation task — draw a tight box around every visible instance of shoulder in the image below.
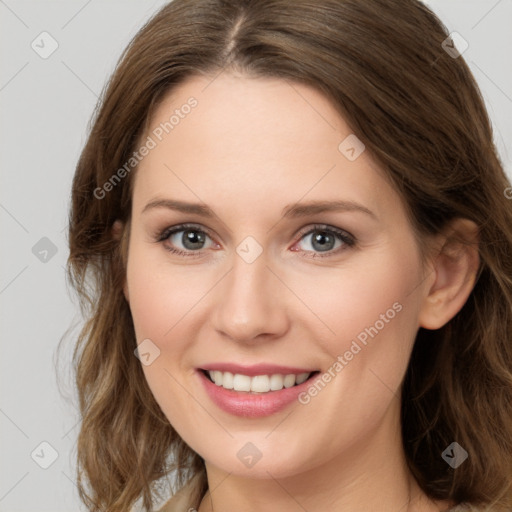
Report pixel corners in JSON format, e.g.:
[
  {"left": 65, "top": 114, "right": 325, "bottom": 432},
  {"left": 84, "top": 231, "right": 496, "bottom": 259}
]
[{"left": 155, "top": 473, "right": 204, "bottom": 512}]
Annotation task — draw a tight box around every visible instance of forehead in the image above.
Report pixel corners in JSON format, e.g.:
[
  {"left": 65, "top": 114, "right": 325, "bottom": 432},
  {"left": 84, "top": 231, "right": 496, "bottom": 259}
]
[
  {"left": 132, "top": 73, "right": 399, "bottom": 223},
  {"left": 145, "top": 73, "right": 350, "bottom": 165}
]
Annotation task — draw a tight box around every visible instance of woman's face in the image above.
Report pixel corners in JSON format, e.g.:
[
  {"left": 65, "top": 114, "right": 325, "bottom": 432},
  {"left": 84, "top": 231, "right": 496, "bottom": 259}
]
[{"left": 124, "top": 72, "right": 431, "bottom": 478}]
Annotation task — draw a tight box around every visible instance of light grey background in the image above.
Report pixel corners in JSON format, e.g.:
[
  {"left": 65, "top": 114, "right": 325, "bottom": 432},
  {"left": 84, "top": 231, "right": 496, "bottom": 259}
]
[{"left": 1, "top": 1, "right": 511, "bottom": 511}]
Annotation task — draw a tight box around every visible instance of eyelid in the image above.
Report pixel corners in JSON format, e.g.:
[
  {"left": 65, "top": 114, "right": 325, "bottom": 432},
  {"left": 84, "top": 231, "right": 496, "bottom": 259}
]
[
  {"left": 295, "top": 224, "right": 355, "bottom": 243},
  {"left": 156, "top": 222, "right": 216, "bottom": 243}
]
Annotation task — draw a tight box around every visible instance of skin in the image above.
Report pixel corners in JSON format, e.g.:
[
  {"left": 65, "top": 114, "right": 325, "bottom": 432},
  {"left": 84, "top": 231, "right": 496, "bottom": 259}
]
[{"left": 116, "top": 72, "right": 479, "bottom": 511}]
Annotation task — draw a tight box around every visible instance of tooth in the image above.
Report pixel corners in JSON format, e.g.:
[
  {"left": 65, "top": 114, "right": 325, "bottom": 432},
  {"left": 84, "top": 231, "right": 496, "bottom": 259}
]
[
  {"left": 269, "top": 374, "right": 284, "bottom": 390},
  {"left": 233, "top": 373, "right": 251, "bottom": 392},
  {"left": 222, "top": 371, "right": 234, "bottom": 389},
  {"left": 283, "top": 374, "right": 296, "bottom": 388},
  {"left": 206, "top": 370, "right": 313, "bottom": 392},
  {"left": 251, "top": 375, "right": 270, "bottom": 393},
  {"left": 295, "top": 372, "right": 310, "bottom": 385}
]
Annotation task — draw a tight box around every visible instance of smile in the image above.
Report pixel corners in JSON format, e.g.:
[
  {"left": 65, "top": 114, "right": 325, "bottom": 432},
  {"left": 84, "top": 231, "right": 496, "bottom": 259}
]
[{"left": 197, "top": 366, "right": 321, "bottom": 418}]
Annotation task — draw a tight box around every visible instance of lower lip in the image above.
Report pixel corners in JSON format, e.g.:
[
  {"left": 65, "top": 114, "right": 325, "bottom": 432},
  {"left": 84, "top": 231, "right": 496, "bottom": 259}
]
[{"left": 197, "top": 370, "right": 318, "bottom": 418}]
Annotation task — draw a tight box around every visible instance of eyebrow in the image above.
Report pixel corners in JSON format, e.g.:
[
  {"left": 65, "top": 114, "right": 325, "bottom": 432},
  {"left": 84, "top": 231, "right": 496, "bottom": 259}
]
[{"left": 142, "top": 198, "right": 376, "bottom": 219}]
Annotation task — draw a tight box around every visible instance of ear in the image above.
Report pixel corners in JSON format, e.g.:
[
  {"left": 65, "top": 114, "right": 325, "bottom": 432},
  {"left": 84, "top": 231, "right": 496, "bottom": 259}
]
[
  {"left": 111, "top": 220, "right": 130, "bottom": 303},
  {"left": 418, "top": 218, "right": 480, "bottom": 330}
]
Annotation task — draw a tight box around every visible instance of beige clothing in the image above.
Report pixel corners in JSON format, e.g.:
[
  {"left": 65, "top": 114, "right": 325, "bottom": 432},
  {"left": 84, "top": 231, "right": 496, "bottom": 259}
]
[{"left": 155, "top": 474, "right": 486, "bottom": 512}]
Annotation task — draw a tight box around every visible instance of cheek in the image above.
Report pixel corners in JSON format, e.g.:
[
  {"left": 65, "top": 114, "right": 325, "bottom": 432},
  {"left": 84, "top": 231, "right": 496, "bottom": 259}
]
[
  {"left": 125, "top": 246, "right": 202, "bottom": 432},
  {"left": 295, "top": 243, "right": 422, "bottom": 355},
  {"left": 296, "top": 241, "right": 423, "bottom": 408},
  {"left": 125, "top": 245, "right": 213, "bottom": 424},
  {"left": 126, "top": 242, "right": 209, "bottom": 342},
  {"left": 282, "top": 248, "right": 422, "bottom": 467}
]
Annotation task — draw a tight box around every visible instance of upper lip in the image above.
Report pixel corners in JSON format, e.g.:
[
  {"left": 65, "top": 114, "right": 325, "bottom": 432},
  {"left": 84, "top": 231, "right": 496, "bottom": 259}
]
[{"left": 199, "top": 363, "right": 318, "bottom": 376}]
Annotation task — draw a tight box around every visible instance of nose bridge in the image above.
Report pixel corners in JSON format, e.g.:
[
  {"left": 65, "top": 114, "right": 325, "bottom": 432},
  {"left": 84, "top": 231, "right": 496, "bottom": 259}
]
[{"left": 211, "top": 244, "right": 288, "bottom": 342}]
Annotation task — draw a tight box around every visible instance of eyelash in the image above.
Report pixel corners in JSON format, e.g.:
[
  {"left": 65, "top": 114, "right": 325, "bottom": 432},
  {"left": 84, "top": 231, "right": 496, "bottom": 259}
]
[{"left": 155, "top": 223, "right": 356, "bottom": 259}]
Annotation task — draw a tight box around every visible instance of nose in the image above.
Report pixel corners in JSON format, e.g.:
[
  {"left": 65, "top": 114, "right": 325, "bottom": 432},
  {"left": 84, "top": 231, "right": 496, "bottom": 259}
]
[{"left": 210, "top": 250, "right": 290, "bottom": 343}]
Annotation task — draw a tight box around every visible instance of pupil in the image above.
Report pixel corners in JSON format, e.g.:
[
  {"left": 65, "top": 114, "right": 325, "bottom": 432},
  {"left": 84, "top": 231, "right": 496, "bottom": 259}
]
[
  {"left": 183, "top": 230, "right": 205, "bottom": 250},
  {"left": 312, "top": 231, "right": 334, "bottom": 252}
]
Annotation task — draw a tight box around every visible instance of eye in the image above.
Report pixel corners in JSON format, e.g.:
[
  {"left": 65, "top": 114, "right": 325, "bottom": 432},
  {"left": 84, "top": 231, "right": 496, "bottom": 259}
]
[
  {"left": 292, "top": 224, "right": 356, "bottom": 258},
  {"left": 157, "top": 223, "right": 216, "bottom": 258}
]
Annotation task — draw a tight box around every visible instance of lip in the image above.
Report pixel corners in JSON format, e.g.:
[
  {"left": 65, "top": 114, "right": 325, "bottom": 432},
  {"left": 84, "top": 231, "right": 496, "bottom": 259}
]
[
  {"left": 196, "top": 368, "right": 320, "bottom": 418},
  {"left": 199, "top": 362, "right": 317, "bottom": 377}
]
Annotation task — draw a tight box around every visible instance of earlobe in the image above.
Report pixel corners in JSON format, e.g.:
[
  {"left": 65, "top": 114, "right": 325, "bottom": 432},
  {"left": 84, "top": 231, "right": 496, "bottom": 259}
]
[
  {"left": 418, "top": 218, "right": 480, "bottom": 330},
  {"left": 111, "top": 220, "right": 124, "bottom": 241}
]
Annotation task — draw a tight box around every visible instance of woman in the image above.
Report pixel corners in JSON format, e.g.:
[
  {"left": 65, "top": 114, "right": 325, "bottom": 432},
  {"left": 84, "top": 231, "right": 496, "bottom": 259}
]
[{"left": 66, "top": 0, "right": 512, "bottom": 511}]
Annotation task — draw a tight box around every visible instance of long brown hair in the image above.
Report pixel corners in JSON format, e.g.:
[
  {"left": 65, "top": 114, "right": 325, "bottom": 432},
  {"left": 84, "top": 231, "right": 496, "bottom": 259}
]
[{"left": 65, "top": 0, "right": 512, "bottom": 510}]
